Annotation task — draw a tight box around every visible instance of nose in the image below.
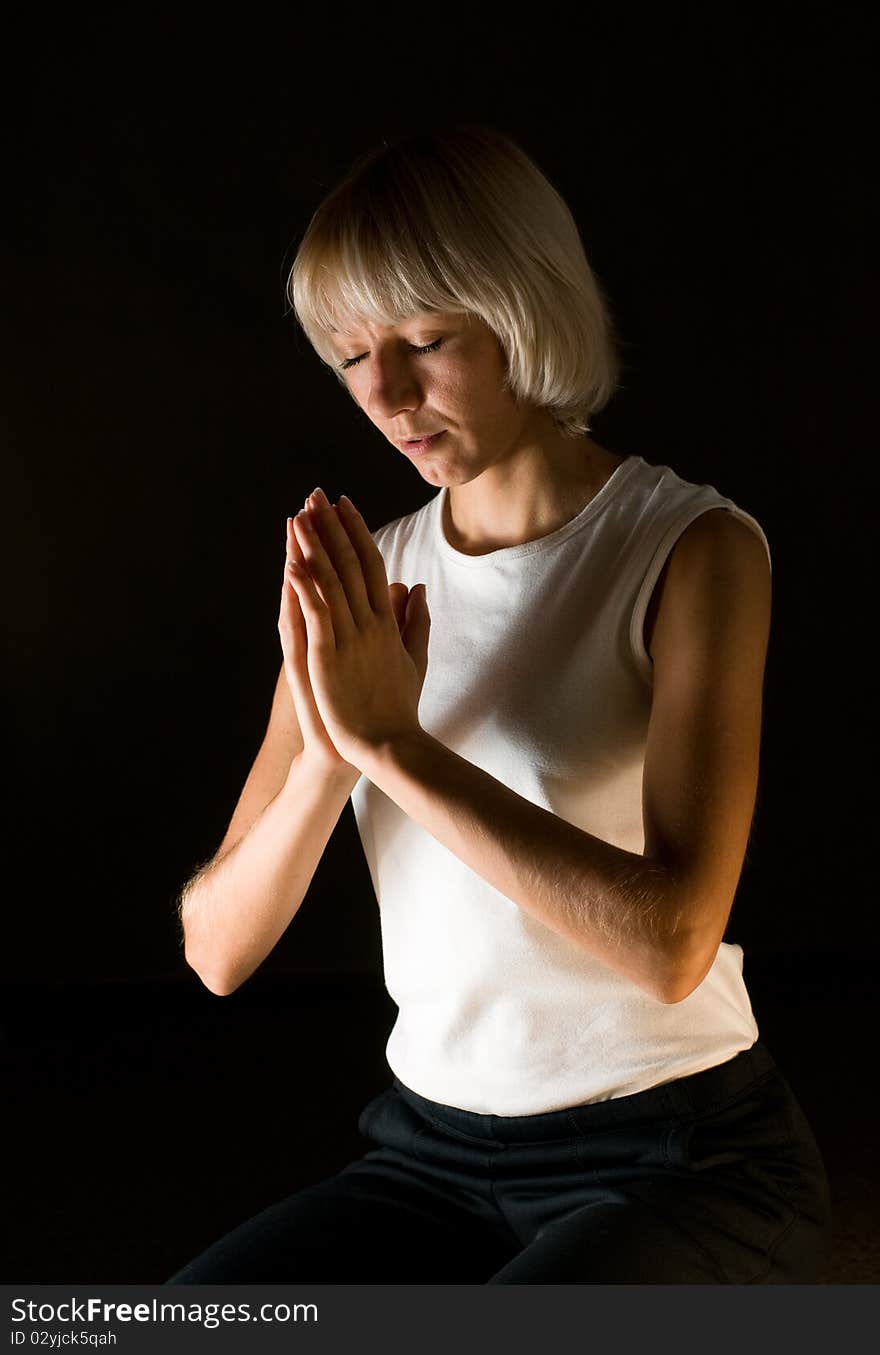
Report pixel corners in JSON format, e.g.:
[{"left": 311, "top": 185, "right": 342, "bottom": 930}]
[{"left": 365, "top": 350, "right": 422, "bottom": 422}]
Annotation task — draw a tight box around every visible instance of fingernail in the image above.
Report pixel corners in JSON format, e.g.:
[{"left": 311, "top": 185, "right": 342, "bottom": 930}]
[{"left": 312, "top": 487, "right": 329, "bottom": 505}]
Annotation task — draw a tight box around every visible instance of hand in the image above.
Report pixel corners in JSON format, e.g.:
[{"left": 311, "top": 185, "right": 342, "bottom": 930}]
[
  {"left": 278, "top": 514, "right": 352, "bottom": 777},
  {"left": 286, "top": 488, "right": 431, "bottom": 768},
  {"left": 278, "top": 507, "right": 421, "bottom": 776}
]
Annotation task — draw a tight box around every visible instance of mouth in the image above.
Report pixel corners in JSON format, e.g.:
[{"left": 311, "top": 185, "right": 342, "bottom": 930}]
[{"left": 397, "top": 431, "right": 447, "bottom": 456}]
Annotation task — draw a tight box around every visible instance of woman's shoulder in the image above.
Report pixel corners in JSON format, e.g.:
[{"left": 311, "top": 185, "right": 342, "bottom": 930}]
[{"left": 643, "top": 507, "right": 771, "bottom": 661}]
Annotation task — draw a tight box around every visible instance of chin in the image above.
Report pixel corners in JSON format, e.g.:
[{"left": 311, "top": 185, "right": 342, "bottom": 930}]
[
  {"left": 412, "top": 462, "right": 450, "bottom": 487},
  {"left": 418, "top": 461, "right": 476, "bottom": 488},
  {"left": 418, "top": 451, "right": 478, "bottom": 479}
]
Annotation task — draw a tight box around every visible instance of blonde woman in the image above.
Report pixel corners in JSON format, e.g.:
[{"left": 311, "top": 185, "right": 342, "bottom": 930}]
[{"left": 169, "top": 125, "right": 831, "bottom": 1284}]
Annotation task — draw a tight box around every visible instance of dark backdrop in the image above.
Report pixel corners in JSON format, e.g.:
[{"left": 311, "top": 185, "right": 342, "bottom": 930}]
[{"left": 4, "top": 11, "right": 875, "bottom": 1283}]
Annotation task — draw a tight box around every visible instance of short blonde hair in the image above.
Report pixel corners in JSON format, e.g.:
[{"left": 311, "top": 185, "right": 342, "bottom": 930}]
[{"left": 286, "top": 124, "right": 624, "bottom": 437}]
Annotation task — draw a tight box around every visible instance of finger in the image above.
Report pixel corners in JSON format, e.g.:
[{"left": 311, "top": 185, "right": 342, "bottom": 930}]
[
  {"left": 287, "top": 516, "right": 310, "bottom": 575},
  {"left": 279, "top": 556, "right": 308, "bottom": 668},
  {"left": 279, "top": 569, "right": 330, "bottom": 748},
  {"left": 305, "top": 490, "right": 374, "bottom": 628},
  {"left": 286, "top": 513, "right": 297, "bottom": 558},
  {"left": 283, "top": 519, "right": 308, "bottom": 627},
  {"left": 403, "top": 583, "right": 431, "bottom": 685},
  {"left": 285, "top": 515, "right": 298, "bottom": 570},
  {"left": 281, "top": 522, "right": 325, "bottom": 712},
  {"left": 335, "top": 495, "right": 392, "bottom": 617},
  {"left": 293, "top": 511, "right": 355, "bottom": 645},
  {"left": 279, "top": 556, "right": 306, "bottom": 644},
  {"left": 287, "top": 557, "right": 337, "bottom": 652},
  {"left": 281, "top": 519, "right": 297, "bottom": 610},
  {"left": 282, "top": 520, "right": 324, "bottom": 667},
  {"left": 387, "top": 581, "right": 409, "bottom": 634}
]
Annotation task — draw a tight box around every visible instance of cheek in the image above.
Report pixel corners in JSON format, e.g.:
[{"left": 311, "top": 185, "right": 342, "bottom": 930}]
[
  {"left": 345, "top": 377, "right": 377, "bottom": 418},
  {"left": 463, "top": 371, "right": 517, "bottom": 427},
  {"left": 441, "top": 359, "right": 507, "bottom": 414}
]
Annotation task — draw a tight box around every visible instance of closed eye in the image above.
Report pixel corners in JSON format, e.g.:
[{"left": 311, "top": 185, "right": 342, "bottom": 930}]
[{"left": 338, "top": 338, "right": 443, "bottom": 371}]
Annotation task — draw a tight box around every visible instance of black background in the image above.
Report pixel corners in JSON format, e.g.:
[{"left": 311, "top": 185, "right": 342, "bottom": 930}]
[{"left": 4, "top": 9, "right": 876, "bottom": 1283}]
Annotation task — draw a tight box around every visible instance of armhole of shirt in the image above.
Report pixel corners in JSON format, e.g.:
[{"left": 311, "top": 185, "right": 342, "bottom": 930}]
[{"left": 629, "top": 499, "right": 772, "bottom": 685}]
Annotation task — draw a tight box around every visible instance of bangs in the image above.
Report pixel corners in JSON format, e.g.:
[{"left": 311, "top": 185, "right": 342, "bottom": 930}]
[{"left": 290, "top": 167, "right": 473, "bottom": 364}]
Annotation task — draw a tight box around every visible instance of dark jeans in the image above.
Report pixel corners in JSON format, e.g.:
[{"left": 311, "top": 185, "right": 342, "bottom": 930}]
[{"left": 166, "top": 1040, "right": 831, "bottom": 1284}]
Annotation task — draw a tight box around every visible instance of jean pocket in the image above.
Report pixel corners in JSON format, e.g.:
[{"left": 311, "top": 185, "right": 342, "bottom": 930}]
[
  {"left": 667, "top": 1074, "right": 800, "bottom": 1174},
  {"left": 357, "top": 1087, "right": 395, "bottom": 1140},
  {"left": 357, "top": 1086, "right": 427, "bottom": 1157}
]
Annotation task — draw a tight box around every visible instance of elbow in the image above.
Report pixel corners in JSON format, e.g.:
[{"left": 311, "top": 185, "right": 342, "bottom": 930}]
[
  {"left": 193, "top": 964, "right": 243, "bottom": 997},
  {"left": 655, "top": 933, "right": 718, "bottom": 1005},
  {"left": 648, "top": 874, "right": 726, "bottom": 1003},
  {"left": 654, "top": 956, "right": 703, "bottom": 1004},
  {"left": 656, "top": 972, "right": 701, "bottom": 1005},
  {"left": 180, "top": 906, "right": 244, "bottom": 997},
  {"left": 183, "top": 938, "right": 242, "bottom": 998},
  {"left": 196, "top": 968, "right": 241, "bottom": 998}
]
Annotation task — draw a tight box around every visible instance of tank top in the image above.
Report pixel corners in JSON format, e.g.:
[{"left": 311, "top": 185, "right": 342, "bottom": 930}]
[{"left": 350, "top": 453, "right": 771, "bottom": 1114}]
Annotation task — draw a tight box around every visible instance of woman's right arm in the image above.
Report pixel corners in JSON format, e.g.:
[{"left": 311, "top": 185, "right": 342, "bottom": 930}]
[
  {"left": 179, "top": 508, "right": 366, "bottom": 993},
  {"left": 178, "top": 658, "right": 361, "bottom": 996},
  {"left": 178, "top": 506, "right": 414, "bottom": 995}
]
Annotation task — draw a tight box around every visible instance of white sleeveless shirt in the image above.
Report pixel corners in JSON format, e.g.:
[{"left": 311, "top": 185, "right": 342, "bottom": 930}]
[{"left": 350, "top": 454, "right": 771, "bottom": 1114}]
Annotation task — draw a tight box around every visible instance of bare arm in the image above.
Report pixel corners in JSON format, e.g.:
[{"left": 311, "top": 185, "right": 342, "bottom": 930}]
[
  {"left": 178, "top": 505, "right": 409, "bottom": 995},
  {"left": 179, "top": 737, "right": 358, "bottom": 996}
]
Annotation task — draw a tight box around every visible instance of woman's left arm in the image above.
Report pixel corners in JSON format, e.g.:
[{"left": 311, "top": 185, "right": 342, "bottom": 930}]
[{"left": 291, "top": 494, "right": 771, "bottom": 1005}]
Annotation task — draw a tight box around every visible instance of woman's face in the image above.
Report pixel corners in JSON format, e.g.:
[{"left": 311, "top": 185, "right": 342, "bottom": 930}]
[{"left": 326, "top": 310, "right": 540, "bottom": 489}]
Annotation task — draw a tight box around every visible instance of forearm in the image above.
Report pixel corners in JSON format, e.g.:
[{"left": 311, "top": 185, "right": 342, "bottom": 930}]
[
  {"left": 359, "top": 731, "right": 689, "bottom": 1002},
  {"left": 179, "top": 753, "right": 359, "bottom": 995}
]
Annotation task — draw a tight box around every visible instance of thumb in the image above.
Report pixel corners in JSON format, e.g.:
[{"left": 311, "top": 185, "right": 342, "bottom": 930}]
[
  {"left": 402, "top": 583, "right": 430, "bottom": 684},
  {"left": 387, "top": 581, "right": 410, "bottom": 634}
]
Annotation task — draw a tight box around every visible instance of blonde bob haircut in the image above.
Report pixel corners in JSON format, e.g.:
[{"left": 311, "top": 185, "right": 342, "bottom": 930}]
[{"left": 287, "top": 124, "right": 624, "bottom": 438}]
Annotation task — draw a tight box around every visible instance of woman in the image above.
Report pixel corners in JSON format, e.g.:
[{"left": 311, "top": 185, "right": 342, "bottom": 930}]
[{"left": 169, "top": 125, "right": 831, "bottom": 1283}]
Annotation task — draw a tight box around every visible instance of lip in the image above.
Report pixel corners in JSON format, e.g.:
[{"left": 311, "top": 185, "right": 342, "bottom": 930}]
[{"left": 396, "top": 430, "right": 446, "bottom": 455}]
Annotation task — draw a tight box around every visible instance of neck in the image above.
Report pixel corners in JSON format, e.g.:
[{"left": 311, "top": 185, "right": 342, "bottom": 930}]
[{"left": 444, "top": 426, "right": 626, "bottom": 556}]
